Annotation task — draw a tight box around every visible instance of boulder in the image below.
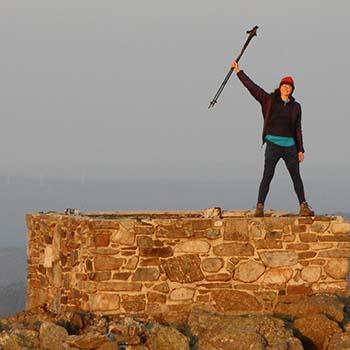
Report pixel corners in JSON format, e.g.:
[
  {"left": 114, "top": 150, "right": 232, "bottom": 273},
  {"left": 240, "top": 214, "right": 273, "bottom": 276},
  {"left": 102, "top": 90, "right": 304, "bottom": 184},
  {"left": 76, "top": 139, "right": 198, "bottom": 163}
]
[
  {"left": 2, "top": 334, "right": 35, "bottom": 350},
  {"left": 198, "top": 331, "right": 265, "bottom": 350},
  {"left": 39, "top": 321, "right": 69, "bottom": 350},
  {"left": 188, "top": 307, "right": 302, "bottom": 350},
  {"left": 274, "top": 295, "right": 345, "bottom": 322},
  {"left": 294, "top": 314, "right": 342, "bottom": 350},
  {"left": 146, "top": 326, "right": 190, "bottom": 350},
  {"left": 13, "top": 329, "right": 40, "bottom": 348},
  {"left": 326, "top": 331, "right": 350, "bottom": 350}
]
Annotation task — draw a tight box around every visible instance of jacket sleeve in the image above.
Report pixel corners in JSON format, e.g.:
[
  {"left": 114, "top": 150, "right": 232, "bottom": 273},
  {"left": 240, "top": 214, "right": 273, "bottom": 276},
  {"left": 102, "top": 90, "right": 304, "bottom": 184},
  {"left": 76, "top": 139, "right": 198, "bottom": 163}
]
[
  {"left": 237, "top": 70, "right": 270, "bottom": 105},
  {"left": 295, "top": 104, "right": 305, "bottom": 153}
]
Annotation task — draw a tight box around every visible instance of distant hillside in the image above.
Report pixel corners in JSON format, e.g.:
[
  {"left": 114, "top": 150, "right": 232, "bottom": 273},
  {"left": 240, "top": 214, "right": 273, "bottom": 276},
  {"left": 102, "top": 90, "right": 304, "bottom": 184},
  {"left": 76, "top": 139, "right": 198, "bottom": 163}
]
[
  {"left": 0, "top": 281, "right": 26, "bottom": 317},
  {"left": 0, "top": 247, "right": 27, "bottom": 317},
  {"left": 0, "top": 176, "right": 349, "bottom": 246},
  {"left": 330, "top": 212, "right": 350, "bottom": 220},
  {"left": 0, "top": 247, "right": 27, "bottom": 287}
]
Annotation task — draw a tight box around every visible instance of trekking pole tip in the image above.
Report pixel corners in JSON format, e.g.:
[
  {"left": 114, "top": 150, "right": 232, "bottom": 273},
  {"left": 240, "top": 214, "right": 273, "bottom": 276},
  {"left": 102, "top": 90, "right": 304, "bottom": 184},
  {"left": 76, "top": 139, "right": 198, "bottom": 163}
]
[{"left": 208, "top": 100, "right": 217, "bottom": 109}]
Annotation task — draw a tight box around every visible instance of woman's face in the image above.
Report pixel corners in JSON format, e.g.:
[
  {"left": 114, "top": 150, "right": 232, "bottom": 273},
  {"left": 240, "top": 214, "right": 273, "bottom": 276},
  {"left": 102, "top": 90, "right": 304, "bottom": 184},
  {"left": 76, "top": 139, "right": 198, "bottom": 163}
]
[{"left": 280, "top": 84, "right": 293, "bottom": 97}]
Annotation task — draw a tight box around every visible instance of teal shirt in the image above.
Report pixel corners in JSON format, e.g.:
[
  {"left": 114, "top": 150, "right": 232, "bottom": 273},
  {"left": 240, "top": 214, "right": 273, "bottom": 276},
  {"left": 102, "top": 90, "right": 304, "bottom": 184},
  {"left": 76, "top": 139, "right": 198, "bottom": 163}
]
[
  {"left": 265, "top": 134, "right": 295, "bottom": 147},
  {"left": 265, "top": 99, "right": 295, "bottom": 147}
]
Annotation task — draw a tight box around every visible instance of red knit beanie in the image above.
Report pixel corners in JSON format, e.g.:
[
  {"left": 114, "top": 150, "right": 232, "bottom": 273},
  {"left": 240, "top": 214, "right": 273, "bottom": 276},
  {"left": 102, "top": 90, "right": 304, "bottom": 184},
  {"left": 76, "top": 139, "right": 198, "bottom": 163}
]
[{"left": 280, "top": 76, "right": 295, "bottom": 88}]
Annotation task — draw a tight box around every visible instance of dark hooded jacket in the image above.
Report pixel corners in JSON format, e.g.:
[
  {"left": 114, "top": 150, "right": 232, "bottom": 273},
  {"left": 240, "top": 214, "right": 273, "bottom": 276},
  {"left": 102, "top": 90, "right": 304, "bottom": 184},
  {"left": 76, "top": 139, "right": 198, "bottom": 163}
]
[{"left": 237, "top": 70, "right": 304, "bottom": 153}]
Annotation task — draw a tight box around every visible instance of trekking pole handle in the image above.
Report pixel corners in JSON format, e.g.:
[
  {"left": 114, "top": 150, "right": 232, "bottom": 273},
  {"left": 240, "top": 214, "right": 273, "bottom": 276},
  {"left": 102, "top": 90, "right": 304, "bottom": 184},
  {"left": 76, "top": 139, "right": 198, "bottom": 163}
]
[
  {"left": 208, "top": 25, "right": 258, "bottom": 109},
  {"left": 235, "top": 26, "right": 258, "bottom": 63}
]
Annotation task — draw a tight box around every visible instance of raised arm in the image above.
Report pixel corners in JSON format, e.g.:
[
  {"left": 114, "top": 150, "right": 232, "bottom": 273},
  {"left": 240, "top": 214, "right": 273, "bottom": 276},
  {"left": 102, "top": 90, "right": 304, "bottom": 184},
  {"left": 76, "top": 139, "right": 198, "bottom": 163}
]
[{"left": 232, "top": 61, "right": 270, "bottom": 105}]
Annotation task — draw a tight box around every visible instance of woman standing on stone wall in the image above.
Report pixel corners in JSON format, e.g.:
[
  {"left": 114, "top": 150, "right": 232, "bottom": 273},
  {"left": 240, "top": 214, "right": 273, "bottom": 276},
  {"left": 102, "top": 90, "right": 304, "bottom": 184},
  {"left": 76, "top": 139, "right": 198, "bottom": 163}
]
[{"left": 231, "top": 61, "right": 314, "bottom": 217}]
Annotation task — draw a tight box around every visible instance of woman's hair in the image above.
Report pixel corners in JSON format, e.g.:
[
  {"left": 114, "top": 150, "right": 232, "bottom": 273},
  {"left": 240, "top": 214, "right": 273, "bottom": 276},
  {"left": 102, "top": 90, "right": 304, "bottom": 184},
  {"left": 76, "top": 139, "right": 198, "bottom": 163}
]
[
  {"left": 272, "top": 88, "right": 280, "bottom": 96},
  {"left": 271, "top": 86, "right": 294, "bottom": 97}
]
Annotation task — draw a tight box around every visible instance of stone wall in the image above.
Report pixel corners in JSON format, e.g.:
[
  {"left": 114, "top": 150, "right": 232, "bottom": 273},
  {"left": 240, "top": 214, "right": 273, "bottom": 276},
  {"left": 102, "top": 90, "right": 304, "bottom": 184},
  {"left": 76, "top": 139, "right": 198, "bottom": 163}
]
[{"left": 26, "top": 209, "right": 350, "bottom": 322}]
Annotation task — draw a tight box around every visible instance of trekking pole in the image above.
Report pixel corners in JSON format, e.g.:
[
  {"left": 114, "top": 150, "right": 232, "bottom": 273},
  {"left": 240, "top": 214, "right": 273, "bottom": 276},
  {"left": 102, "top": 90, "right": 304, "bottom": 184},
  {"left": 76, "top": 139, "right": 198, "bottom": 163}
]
[{"left": 208, "top": 25, "right": 258, "bottom": 109}]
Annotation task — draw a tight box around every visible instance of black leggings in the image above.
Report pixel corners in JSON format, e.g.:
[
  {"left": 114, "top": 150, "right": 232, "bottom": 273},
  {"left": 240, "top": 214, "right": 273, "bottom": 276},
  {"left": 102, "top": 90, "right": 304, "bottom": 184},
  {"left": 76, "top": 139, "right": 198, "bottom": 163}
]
[{"left": 258, "top": 141, "right": 306, "bottom": 204}]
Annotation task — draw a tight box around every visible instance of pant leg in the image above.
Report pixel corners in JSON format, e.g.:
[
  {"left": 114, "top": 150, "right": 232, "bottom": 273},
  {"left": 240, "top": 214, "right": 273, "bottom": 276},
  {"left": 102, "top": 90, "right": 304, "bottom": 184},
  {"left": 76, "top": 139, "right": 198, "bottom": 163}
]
[
  {"left": 257, "top": 141, "right": 282, "bottom": 204},
  {"left": 282, "top": 146, "right": 306, "bottom": 204}
]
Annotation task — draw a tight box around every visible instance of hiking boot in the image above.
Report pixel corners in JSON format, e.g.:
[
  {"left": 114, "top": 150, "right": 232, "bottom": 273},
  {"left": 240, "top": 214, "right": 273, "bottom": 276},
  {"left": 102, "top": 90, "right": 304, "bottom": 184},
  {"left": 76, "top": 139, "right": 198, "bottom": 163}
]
[
  {"left": 254, "top": 203, "right": 264, "bottom": 217},
  {"left": 299, "top": 201, "right": 315, "bottom": 216}
]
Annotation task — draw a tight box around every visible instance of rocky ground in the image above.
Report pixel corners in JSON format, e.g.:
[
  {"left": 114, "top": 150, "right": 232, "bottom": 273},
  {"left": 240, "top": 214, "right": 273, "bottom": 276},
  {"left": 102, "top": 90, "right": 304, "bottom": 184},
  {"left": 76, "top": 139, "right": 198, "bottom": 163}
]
[{"left": 1, "top": 294, "right": 350, "bottom": 350}]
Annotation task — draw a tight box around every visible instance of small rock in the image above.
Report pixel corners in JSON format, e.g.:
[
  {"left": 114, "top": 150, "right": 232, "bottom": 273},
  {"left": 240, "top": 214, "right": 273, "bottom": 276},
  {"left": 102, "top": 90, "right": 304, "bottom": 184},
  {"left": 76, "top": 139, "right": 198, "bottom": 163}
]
[
  {"left": 111, "top": 221, "right": 135, "bottom": 245},
  {"left": 125, "top": 256, "right": 139, "bottom": 270},
  {"left": 66, "top": 312, "right": 84, "bottom": 332},
  {"left": 234, "top": 260, "right": 265, "bottom": 282},
  {"left": 132, "top": 268, "right": 160, "bottom": 281},
  {"left": 260, "top": 251, "right": 298, "bottom": 268},
  {"left": 96, "top": 340, "right": 123, "bottom": 349},
  {"left": 153, "top": 282, "right": 170, "bottom": 293},
  {"left": 203, "top": 207, "right": 221, "bottom": 218},
  {"left": 300, "top": 266, "right": 321, "bottom": 283},
  {"left": 211, "top": 290, "right": 262, "bottom": 312},
  {"left": 170, "top": 287, "right": 195, "bottom": 301},
  {"left": 66, "top": 333, "right": 108, "bottom": 349},
  {"left": 324, "top": 259, "right": 349, "bottom": 279},
  {"left": 331, "top": 222, "right": 350, "bottom": 234},
  {"left": 206, "top": 230, "right": 221, "bottom": 239},
  {"left": 285, "top": 337, "right": 304, "bottom": 350},
  {"left": 213, "top": 242, "right": 254, "bottom": 256},
  {"left": 174, "top": 240, "right": 210, "bottom": 254},
  {"left": 162, "top": 255, "right": 204, "bottom": 283},
  {"left": 202, "top": 258, "right": 224, "bottom": 272},
  {"left": 89, "top": 293, "right": 120, "bottom": 313},
  {"left": 263, "top": 268, "right": 293, "bottom": 285}
]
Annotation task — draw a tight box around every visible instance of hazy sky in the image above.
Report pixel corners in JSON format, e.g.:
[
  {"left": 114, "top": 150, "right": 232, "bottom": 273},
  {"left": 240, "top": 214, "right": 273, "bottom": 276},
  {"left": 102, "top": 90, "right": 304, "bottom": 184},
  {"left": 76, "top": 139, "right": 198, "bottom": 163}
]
[{"left": 0, "top": 1, "right": 349, "bottom": 187}]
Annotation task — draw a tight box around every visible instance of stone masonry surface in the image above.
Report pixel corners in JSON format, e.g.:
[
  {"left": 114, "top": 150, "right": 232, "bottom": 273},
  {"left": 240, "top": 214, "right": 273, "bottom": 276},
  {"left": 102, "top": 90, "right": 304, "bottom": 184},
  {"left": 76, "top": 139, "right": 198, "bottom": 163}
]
[{"left": 26, "top": 209, "right": 350, "bottom": 322}]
